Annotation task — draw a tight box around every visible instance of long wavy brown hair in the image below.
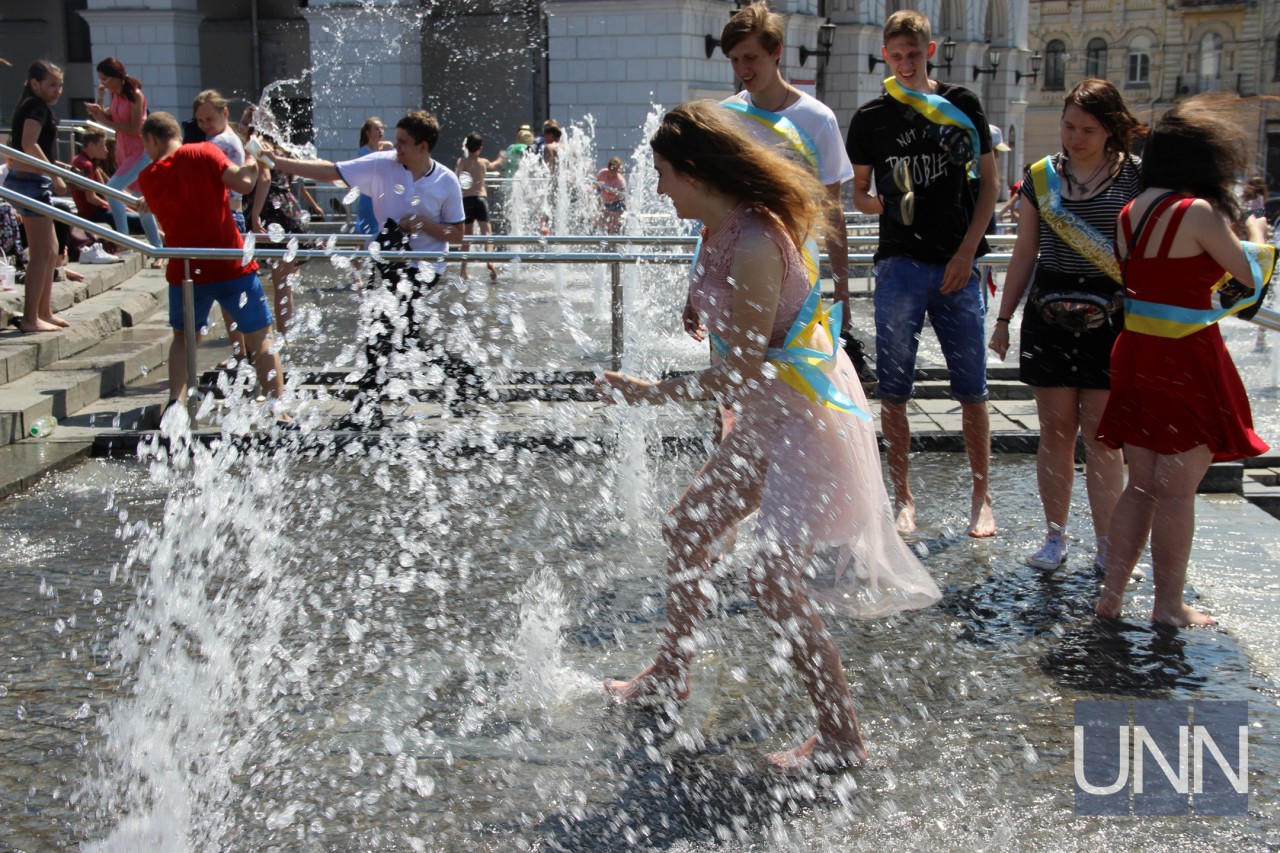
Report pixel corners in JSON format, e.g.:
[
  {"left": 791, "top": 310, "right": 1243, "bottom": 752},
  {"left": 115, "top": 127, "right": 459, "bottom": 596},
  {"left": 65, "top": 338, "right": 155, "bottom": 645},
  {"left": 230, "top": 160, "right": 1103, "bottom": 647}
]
[
  {"left": 649, "top": 100, "right": 831, "bottom": 250},
  {"left": 1062, "top": 79, "right": 1146, "bottom": 159}
]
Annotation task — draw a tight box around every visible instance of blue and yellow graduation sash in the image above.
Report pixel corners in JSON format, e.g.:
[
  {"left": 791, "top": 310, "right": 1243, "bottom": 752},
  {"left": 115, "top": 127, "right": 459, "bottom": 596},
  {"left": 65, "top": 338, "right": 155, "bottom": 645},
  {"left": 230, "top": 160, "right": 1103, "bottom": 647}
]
[
  {"left": 718, "top": 99, "right": 823, "bottom": 287},
  {"left": 883, "top": 77, "right": 980, "bottom": 179},
  {"left": 1029, "top": 156, "right": 1123, "bottom": 284},
  {"left": 1124, "top": 241, "right": 1276, "bottom": 338},
  {"left": 709, "top": 282, "right": 869, "bottom": 420}
]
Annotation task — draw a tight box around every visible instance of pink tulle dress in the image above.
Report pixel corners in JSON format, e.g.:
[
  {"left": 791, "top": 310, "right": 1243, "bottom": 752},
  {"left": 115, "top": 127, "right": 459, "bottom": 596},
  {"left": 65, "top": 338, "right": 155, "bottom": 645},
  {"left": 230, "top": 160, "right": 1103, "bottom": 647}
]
[{"left": 690, "top": 203, "right": 941, "bottom": 618}]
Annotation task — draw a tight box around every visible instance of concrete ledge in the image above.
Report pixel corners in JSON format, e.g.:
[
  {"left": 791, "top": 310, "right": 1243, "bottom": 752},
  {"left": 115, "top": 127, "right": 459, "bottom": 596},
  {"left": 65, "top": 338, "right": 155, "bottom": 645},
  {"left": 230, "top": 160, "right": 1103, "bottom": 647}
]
[{"left": 0, "top": 440, "right": 93, "bottom": 502}]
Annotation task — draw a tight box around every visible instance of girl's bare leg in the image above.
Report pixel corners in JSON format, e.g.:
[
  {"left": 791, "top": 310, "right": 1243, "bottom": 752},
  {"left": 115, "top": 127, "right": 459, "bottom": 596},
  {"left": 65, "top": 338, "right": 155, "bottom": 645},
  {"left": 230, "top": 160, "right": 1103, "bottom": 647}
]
[
  {"left": 605, "top": 433, "right": 766, "bottom": 701},
  {"left": 1078, "top": 389, "right": 1124, "bottom": 563},
  {"left": 1097, "top": 446, "right": 1157, "bottom": 618},
  {"left": 750, "top": 546, "right": 866, "bottom": 770},
  {"left": 21, "top": 217, "right": 61, "bottom": 332},
  {"left": 1147, "top": 446, "right": 1215, "bottom": 627}
]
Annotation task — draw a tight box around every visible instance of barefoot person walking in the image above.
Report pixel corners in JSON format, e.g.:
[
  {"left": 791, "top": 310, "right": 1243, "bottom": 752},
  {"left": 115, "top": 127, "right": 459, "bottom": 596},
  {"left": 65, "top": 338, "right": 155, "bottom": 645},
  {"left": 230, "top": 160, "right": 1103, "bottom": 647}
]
[
  {"left": 1095, "top": 95, "right": 1272, "bottom": 627},
  {"left": 595, "top": 102, "right": 940, "bottom": 771}
]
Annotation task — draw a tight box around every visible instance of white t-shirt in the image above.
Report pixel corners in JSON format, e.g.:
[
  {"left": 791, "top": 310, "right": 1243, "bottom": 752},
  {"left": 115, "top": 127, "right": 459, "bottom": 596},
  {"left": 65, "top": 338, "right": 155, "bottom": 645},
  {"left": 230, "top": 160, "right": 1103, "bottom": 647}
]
[
  {"left": 722, "top": 90, "right": 854, "bottom": 187},
  {"left": 336, "top": 150, "right": 465, "bottom": 274},
  {"left": 207, "top": 128, "right": 245, "bottom": 203}
]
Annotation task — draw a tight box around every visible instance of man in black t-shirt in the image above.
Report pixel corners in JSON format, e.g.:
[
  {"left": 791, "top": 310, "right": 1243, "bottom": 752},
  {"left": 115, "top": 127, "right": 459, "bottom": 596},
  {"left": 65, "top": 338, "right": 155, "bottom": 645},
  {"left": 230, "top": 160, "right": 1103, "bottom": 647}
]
[{"left": 847, "top": 10, "right": 998, "bottom": 538}]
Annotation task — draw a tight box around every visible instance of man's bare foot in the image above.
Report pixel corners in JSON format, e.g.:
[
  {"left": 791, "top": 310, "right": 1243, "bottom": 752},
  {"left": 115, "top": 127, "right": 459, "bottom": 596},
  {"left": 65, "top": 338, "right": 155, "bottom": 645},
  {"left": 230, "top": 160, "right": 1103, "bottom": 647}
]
[
  {"left": 487, "top": 262, "right": 498, "bottom": 280},
  {"left": 967, "top": 492, "right": 996, "bottom": 538},
  {"left": 45, "top": 314, "right": 70, "bottom": 328},
  {"left": 894, "top": 500, "right": 917, "bottom": 535},
  {"left": 765, "top": 734, "right": 867, "bottom": 774},
  {"left": 603, "top": 664, "right": 690, "bottom": 703},
  {"left": 1152, "top": 603, "right": 1216, "bottom": 628},
  {"left": 19, "top": 318, "right": 62, "bottom": 333}
]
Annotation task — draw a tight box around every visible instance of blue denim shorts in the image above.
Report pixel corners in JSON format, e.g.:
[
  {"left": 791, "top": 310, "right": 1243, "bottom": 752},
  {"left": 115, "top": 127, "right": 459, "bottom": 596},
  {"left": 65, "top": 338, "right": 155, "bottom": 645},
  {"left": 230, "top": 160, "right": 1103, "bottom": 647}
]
[
  {"left": 873, "top": 255, "right": 989, "bottom": 404},
  {"left": 3, "top": 171, "right": 53, "bottom": 217},
  {"left": 169, "top": 271, "right": 273, "bottom": 334}
]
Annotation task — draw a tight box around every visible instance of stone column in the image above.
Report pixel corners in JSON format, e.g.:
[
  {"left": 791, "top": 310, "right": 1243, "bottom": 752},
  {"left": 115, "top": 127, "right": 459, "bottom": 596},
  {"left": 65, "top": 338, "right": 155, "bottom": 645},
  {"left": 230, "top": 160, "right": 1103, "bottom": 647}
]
[
  {"left": 301, "top": 0, "right": 424, "bottom": 162},
  {"left": 80, "top": 0, "right": 204, "bottom": 120}
]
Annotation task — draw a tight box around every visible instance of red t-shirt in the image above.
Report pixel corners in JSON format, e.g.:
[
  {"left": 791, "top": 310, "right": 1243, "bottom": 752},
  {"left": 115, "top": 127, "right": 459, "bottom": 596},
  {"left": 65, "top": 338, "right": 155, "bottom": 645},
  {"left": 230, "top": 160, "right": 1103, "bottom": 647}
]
[
  {"left": 137, "top": 142, "right": 258, "bottom": 284},
  {"left": 70, "top": 152, "right": 108, "bottom": 217}
]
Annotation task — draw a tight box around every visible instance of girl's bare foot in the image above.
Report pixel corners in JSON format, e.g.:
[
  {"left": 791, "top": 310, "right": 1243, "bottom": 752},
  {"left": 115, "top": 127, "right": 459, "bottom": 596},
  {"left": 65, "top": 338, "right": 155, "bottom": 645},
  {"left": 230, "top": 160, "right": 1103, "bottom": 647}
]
[
  {"left": 1152, "top": 603, "right": 1215, "bottom": 628},
  {"left": 63, "top": 268, "right": 86, "bottom": 282},
  {"left": 46, "top": 314, "right": 70, "bottom": 328},
  {"left": 765, "top": 734, "right": 867, "bottom": 774},
  {"left": 603, "top": 664, "right": 690, "bottom": 703},
  {"left": 894, "top": 500, "right": 916, "bottom": 535},
  {"left": 19, "top": 318, "right": 62, "bottom": 333},
  {"left": 487, "top": 262, "right": 498, "bottom": 280},
  {"left": 968, "top": 492, "right": 996, "bottom": 538}
]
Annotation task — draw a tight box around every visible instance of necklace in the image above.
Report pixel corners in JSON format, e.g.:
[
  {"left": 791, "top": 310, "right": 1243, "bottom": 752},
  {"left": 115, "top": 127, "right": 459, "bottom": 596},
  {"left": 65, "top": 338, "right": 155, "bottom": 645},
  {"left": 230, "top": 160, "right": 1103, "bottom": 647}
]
[
  {"left": 1063, "top": 155, "right": 1112, "bottom": 195},
  {"left": 755, "top": 88, "right": 794, "bottom": 113}
]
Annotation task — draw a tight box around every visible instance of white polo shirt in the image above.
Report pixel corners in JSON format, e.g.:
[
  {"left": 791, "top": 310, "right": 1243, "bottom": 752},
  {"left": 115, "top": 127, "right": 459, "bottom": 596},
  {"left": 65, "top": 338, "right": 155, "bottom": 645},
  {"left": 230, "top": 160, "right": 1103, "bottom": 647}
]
[{"left": 336, "top": 150, "right": 465, "bottom": 274}]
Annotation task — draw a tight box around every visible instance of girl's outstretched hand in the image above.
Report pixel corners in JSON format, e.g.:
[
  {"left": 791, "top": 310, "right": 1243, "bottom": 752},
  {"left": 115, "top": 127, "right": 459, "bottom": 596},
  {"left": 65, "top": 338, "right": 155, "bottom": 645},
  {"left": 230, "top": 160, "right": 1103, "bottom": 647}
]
[{"left": 593, "top": 371, "right": 655, "bottom": 405}]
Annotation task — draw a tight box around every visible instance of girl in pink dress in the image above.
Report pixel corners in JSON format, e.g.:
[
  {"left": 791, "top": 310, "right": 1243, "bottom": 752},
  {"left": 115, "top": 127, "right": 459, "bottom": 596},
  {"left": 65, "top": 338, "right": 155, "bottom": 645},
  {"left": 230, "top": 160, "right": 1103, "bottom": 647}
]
[
  {"left": 86, "top": 57, "right": 162, "bottom": 248},
  {"left": 595, "top": 101, "right": 940, "bottom": 772},
  {"left": 1096, "top": 94, "right": 1271, "bottom": 627}
]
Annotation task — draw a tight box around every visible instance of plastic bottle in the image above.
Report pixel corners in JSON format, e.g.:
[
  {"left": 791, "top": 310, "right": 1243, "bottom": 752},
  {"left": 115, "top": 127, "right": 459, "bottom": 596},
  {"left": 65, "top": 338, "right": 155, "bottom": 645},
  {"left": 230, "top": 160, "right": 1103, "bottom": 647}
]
[{"left": 28, "top": 416, "right": 56, "bottom": 438}]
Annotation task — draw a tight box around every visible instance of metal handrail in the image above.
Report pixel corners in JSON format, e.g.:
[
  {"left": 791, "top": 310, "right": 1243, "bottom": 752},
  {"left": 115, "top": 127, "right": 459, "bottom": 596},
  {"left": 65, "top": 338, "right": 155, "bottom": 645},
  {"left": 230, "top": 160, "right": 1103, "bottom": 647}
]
[{"left": 1, "top": 142, "right": 139, "bottom": 205}]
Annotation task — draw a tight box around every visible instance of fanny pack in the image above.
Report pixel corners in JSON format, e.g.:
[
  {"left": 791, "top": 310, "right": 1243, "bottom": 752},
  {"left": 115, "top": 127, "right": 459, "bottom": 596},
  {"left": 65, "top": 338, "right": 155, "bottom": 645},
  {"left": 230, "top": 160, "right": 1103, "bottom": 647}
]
[{"left": 1031, "top": 269, "right": 1123, "bottom": 334}]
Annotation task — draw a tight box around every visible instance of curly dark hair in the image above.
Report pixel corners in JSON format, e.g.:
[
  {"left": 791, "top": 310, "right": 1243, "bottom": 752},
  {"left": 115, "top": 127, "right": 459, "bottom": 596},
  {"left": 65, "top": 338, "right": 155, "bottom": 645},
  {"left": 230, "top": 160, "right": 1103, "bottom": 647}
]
[{"left": 1062, "top": 79, "right": 1147, "bottom": 159}]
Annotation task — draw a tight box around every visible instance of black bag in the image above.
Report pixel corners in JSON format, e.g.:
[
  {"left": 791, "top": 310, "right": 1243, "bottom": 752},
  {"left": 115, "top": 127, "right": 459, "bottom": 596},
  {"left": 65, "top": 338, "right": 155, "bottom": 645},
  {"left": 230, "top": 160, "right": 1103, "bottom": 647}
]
[{"left": 1031, "top": 269, "right": 1123, "bottom": 334}]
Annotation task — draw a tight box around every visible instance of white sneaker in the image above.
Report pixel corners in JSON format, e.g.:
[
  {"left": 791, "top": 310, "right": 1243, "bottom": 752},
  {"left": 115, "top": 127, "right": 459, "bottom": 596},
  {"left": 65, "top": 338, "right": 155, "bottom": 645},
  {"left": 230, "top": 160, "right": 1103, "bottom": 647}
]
[
  {"left": 1026, "top": 533, "right": 1069, "bottom": 569},
  {"left": 79, "top": 243, "right": 121, "bottom": 264}
]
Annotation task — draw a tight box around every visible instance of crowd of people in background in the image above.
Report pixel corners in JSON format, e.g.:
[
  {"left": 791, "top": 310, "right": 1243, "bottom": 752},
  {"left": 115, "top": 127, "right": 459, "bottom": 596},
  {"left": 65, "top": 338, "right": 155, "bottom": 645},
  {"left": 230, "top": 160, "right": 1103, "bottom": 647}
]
[{"left": 2, "top": 3, "right": 1278, "bottom": 769}]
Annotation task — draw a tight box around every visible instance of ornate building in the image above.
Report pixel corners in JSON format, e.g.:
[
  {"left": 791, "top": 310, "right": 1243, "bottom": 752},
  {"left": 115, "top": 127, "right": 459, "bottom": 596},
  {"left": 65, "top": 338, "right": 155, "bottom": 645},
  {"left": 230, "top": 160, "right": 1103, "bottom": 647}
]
[{"left": 1022, "top": 0, "right": 1280, "bottom": 187}]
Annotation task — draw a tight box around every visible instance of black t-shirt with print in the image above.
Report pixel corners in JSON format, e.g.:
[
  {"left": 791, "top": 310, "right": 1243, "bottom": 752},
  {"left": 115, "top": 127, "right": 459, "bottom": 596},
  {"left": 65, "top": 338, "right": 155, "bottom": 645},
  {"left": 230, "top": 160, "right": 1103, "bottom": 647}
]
[
  {"left": 9, "top": 97, "right": 58, "bottom": 162},
  {"left": 846, "top": 82, "right": 992, "bottom": 265}
]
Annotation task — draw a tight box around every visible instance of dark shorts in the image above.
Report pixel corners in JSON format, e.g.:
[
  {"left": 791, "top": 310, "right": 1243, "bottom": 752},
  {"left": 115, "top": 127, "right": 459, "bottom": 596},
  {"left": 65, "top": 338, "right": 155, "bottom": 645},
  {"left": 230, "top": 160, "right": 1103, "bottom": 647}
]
[
  {"left": 1019, "top": 271, "right": 1121, "bottom": 390},
  {"left": 3, "top": 171, "right": 53, "bottom": 217},
  {"left": 169, "top": 270, "right": 274, "bottom": 334},
  {"left": 603, "top": 200, "right": 625, "bottom": 214},
  {"left": 463, "top": 195, "right": 489, "bottom": 224}
]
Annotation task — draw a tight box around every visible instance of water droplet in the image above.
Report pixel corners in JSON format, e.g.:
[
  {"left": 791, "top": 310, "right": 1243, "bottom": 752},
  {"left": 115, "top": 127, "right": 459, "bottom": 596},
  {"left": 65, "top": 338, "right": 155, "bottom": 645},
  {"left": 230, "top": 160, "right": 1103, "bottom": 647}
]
[
  {"left": 458, "top": 173, "right": 473, "bottom": 190},
  {"left": 241, "top": 232, "right": 256, "bottom": 265},
  {"left": 267, "top": 223, "right": 286, "bottom": 243},
  {"left": 342, "top": 186, "right": 361, "bottom": 206},
  {"left": 300, "top": 210, "right": 311, "bottom": 226},
  {"left": 139, "top": 365, "right": 149, "bottom": 376},
  {"left": 284, "top": 238, "right": 299, "bottom": 264},
  {"left": 75, "top": 702, "right": 91, "bottom": 720},
  {"left": 410, "top": 196, "right": 421, "bottom": 206},
  {"left": 393, "top": 184, "right": 406, "bottom": 195},
  {"left": 54, "top": 619, "right": 66, "bottom": 634},
  {"left": 92, "top": 589, "right": 103, "bottom": 606},
  {"left": 239, "top": 292, "right": 249, "bottom": 308}
]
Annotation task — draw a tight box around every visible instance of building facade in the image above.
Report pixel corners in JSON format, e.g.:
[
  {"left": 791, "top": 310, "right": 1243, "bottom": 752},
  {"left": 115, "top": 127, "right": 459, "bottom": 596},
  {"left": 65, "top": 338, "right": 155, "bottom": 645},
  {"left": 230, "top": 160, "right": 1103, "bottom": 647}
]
[{"left": 0, "top": 1, "right": 1275, "bottom": 188}]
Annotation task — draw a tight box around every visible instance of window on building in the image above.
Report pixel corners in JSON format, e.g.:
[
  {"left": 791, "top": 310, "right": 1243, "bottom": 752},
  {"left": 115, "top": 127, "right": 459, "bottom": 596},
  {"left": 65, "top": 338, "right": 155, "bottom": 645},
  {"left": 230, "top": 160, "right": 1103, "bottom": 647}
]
[
  {"left": 65, "top": 0, "right": 92, "bottom": 64},
  {"left": 1127, "top": 37, "right": 1151, "bottom": 86},
  {"left": 1199, "top": 32, "right": 1224, "bottom": 85},
  {"left": 1086, "top": 38, "right": 1107, "bottom": 79},
  {"left": 937, "top": 0, "right": 962, "bottom": 39},
  {"left": 1045, "top": 40, "right": 1066, "bottom": 90}
]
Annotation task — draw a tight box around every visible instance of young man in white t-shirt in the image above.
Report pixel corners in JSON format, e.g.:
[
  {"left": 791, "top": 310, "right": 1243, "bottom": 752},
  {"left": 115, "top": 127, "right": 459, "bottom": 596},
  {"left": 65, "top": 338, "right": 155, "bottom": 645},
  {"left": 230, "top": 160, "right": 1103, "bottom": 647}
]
[
  {"left": 270, "top": 111, "right": 466, "bottom": 427},
  {"left": 714, "top": 2, "right": 874, "bottom": 384}
]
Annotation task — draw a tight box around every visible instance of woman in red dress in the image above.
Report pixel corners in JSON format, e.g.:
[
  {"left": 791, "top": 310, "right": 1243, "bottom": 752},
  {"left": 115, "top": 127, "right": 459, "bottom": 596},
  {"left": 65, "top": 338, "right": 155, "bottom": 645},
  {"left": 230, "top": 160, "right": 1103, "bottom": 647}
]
[{"left": 1095, "top": 95, "right": 1270, "bottom": 627}]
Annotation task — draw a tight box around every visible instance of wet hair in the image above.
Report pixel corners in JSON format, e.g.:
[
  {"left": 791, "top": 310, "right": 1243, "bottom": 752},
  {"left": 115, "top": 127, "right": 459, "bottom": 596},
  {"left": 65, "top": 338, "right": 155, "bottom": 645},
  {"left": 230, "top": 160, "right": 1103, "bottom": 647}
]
[
  {"left": 883, "top": 10, "right": 932, "bottom": 47},
  {"left": 358, "top": 116, "right": 384, "bottom": 149},
  {"left": 1061, "top": 79, "right": 1146, "bottom": 160},
  {"left": 141, "top": 112, "right": 181, "bottom": 143},
  {"left": 721, "top": 2, "right": 785, "bottom": 57},
  {"left": 544, "top": 125, "right": 563, "bottom": 142},
  {"left": 516, "top": 128, "right": 534, "bottom": 146},
  {"left": 96, "top": 57, "right": 140, "bottom": 103},
  {"left": 650, "top": 100, "right": 831, "bottom": 250},
  {"left": 397, "top": 110, "right": 441, "bottom": 150},
  {"left": 192, "top": 89, "right": 229, "bottom": 113},
  {"left": 608, "top": 157, "right": 623, "bottom": 169},
  {"left": 465, "top": 133, "right": 483, "bottom": 153},
  {"left": 542, "top": 119, "right": 560, "bottom": 135},
  {"left": 1140, "top": 94, "right": 1259, "bottom": 222},
  {"left": 9, "top": 59, "right": 62, "bottom": 147}
]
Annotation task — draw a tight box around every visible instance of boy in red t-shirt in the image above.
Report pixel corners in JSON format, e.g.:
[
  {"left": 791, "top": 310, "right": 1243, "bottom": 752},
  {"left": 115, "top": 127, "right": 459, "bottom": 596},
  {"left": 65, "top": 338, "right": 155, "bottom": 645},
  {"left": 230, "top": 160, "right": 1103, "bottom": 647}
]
[
  {"left": 70, "top": 130, "right": 120, "bottom": 254},
  {"left": 136, "top": 112, "right": 287, "bottom": 418}
]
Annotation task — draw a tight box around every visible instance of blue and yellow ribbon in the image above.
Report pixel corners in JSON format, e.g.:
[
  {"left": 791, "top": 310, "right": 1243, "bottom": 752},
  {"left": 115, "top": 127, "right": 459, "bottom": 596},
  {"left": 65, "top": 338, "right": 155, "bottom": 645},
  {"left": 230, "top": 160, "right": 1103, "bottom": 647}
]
[
  {"left": 710, "top": 282, "right": 869, "bottom": 420},
  {"left": 1125, "top": 241, "right": 1276, "bottom": 338},
  {"left": 883, "top": 77, "right": 980, "bottom": 179},
  {"left": 1029, "top": 156, "right": 1123, "bottom": 284}
]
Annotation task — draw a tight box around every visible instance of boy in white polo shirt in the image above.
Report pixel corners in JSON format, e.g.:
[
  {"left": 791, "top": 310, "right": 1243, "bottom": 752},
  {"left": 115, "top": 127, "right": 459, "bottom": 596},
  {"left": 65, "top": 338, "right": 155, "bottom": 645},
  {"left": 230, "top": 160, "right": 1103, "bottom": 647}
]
[{"left": 270, "top": 111, "right": 465, "bottom": 427}]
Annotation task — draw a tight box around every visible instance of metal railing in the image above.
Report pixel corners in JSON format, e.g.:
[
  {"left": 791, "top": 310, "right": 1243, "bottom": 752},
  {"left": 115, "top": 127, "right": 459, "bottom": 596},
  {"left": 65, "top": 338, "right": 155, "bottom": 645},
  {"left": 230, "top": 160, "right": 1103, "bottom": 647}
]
[{"left": 3, "top": 142, "right": 1277, "bottom": 421}]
